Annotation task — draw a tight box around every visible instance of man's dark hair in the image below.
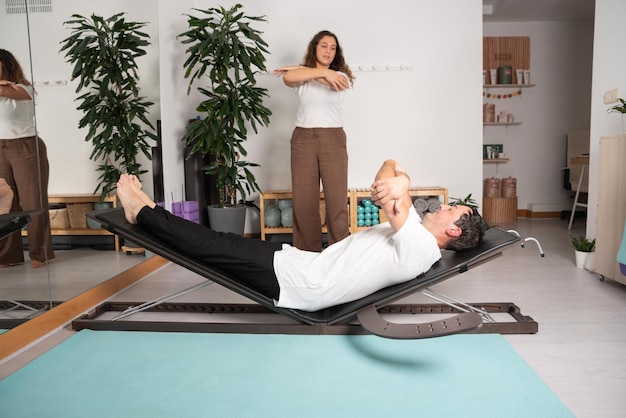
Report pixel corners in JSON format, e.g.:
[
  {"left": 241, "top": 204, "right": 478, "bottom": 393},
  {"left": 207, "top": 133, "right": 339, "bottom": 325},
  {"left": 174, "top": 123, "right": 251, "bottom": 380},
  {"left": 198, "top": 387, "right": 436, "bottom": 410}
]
[{"left": 446, "top": 211, "right": 488, "bottom": 251}]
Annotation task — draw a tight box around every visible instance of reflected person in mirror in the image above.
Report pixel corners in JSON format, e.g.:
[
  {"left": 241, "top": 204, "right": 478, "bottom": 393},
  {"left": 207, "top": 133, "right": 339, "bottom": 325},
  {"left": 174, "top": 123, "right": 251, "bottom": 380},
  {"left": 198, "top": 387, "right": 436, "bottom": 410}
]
[{"left": 0, "top": 49, "right": 54, "bottom": 268}]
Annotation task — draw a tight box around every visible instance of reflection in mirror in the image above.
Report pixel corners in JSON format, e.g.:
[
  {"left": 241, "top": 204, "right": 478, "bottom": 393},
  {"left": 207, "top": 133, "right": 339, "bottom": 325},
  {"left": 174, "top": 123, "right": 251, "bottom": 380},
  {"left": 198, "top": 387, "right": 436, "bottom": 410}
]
[
  {"left": 0, "top": 1, "right": 157, "bottom": 327},
  {"left": 0, "top": 1, "right": 54, "bottom": 326}
]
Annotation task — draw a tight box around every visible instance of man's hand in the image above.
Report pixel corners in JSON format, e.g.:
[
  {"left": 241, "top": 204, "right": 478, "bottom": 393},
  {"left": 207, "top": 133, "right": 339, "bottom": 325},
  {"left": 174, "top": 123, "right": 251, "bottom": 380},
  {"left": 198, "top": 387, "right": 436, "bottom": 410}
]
[
  {"left": 370, "top": 160, "right": 412, "bottom": 232},
  {"left": 370, "top": 174, "right": 410, "bottom": 215}
]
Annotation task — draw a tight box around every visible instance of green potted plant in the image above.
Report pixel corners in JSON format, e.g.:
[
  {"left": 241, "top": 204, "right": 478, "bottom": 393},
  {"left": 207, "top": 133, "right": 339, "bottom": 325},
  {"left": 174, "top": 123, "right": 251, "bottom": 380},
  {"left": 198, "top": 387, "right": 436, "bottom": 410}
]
[
  {"left": 570, "top": 234, "right": 595, "bottom": 269},
  {"left": 178, "top": 4, "right": 271, "bottom": 233},
  {"left": 449, "top": 193, "right": 480, "bottom": 212},
  {"left": 60, "top": 13, "right": 157, "bottom": 201},
  {"left": 607, "top": 97, "right": 626, "bottom": 114},
  {"left": 607, "top": 97, "right": 626, "bottom": 133}
]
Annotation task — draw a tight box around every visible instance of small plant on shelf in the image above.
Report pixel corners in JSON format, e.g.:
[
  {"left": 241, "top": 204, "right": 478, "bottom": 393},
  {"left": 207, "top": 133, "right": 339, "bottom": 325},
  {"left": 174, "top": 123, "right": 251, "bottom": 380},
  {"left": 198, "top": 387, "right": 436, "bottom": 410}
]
[
  {"left": 570, "top": 235, "right": 595, "bottom": 252},
  {"left": 449, "top": 193, "right": 479, "bottom": 212}
]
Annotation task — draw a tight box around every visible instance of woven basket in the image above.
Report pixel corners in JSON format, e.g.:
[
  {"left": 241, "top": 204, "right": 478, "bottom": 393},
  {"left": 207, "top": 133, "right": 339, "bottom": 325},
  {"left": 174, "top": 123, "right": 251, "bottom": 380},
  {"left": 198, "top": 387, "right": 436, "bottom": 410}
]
[
  {"left": 49, "top": 208, "right": 70, "bottom": 230},
  {"left": 67, "top": 203, "right": 93, "bottom": 229}
]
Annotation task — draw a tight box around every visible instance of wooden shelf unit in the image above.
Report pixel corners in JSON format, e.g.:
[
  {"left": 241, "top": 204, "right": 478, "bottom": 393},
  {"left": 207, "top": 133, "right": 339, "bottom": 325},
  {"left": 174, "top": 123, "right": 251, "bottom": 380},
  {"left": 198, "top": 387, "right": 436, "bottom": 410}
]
[
  {"left": 259, "top": 187, "right": 448, "bottom": 240},
  {"left": 22, "top": 194, "right": 120, "bottom": 251},
  {"left": 350, "top": 187, "right": 448, "bottom": 233},
  {"left": 259, "top": 190, "right": 351, "bottom": 241}
]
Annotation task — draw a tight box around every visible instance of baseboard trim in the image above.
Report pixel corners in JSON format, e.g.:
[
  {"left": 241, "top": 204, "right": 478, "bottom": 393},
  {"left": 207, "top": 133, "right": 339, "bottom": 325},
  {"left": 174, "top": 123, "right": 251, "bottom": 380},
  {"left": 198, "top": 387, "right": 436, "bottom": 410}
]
[
  {"left": 517, "top": 210, "right": 562, "bottom": 219},
  {"left": 0, "top": 255, "right": 168, "bottom": 362}
]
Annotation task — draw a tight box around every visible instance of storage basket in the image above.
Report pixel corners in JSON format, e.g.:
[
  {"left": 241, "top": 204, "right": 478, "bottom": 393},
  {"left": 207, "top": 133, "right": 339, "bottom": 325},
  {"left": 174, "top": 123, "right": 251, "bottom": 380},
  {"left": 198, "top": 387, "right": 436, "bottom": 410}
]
[
  {"left": 49, "top": 208, "right": 70, "bottom": 230},
  {"left": 66, "top": 203, "right": 93, "bottom": 229}
]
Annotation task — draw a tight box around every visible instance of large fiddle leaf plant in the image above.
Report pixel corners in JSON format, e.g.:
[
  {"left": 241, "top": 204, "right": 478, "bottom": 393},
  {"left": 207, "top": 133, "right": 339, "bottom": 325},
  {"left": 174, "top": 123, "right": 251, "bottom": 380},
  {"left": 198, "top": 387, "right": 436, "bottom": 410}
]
[
  {"left": 178, "top": 4, "right": 272, "bottom": 208},
  {"left": 60, "top": 12, "right": 157, "bottom": 200}
]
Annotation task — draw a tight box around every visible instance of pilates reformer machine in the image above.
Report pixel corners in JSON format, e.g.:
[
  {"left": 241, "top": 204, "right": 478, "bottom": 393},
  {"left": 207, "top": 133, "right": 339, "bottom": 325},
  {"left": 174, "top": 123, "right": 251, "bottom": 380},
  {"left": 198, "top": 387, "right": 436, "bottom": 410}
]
[{"left": 73, "top": 209, "right": 539, "bottom": 339}]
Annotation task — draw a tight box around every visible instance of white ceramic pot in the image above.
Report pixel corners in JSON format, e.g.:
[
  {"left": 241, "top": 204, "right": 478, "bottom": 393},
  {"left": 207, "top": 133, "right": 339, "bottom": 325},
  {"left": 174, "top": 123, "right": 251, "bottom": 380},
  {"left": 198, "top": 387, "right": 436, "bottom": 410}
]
[
  {"left": 584, "top": 251, "right": 596, "bottom": 271},
  {"left": 574, "top": 250, "right": 588, "bottom": 269}
]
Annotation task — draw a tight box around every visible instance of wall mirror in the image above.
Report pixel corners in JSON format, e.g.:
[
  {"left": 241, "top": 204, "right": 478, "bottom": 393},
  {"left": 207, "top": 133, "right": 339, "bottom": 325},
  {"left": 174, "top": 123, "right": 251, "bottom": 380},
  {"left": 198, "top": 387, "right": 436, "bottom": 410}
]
[{"left": 0, "top": 0, "right": 158, "bottom": 328}]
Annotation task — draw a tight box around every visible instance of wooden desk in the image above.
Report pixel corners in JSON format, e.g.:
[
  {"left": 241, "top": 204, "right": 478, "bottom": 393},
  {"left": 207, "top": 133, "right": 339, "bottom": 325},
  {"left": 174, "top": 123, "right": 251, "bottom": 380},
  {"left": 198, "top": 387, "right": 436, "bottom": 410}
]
[{"left": 568, "top": 156, "right": 589, "bottom": 230}]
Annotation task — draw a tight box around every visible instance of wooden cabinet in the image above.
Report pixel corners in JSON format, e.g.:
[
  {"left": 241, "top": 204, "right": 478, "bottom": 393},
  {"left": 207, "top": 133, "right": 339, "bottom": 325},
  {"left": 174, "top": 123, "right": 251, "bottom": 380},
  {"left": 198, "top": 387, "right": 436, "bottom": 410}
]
[
  {"left": 259, "top": 187, "right": 448, "bottom": 240},
  {"left": 596, "top": 135, "right": 626, "bottom": 285},
  {"left": 23, "top": 194, "right": 120, "bottom": 251}
]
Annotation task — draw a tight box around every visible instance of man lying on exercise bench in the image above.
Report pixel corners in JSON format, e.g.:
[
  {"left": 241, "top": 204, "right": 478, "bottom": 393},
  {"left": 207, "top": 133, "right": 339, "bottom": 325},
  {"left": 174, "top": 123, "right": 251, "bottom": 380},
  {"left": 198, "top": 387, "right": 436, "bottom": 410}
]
[{"left": 116, "top": 159, "right": 486, "bottom": 312}]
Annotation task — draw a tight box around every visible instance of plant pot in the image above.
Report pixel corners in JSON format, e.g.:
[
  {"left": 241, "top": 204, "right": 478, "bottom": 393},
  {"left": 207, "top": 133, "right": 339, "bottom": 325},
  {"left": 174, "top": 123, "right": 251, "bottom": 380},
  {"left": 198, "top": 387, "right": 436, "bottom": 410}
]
[
  {"left": 574, "top": 250, "right": 590, "bottom": 269},
  {"left": 584, "top": 251, "right": 596, "bottom": 271},
  {"left": 207, "top": 205, "right": 246, "bottom": 235},
  {"left": 87, "top": 202, "right": 114, "bottom": 229}
]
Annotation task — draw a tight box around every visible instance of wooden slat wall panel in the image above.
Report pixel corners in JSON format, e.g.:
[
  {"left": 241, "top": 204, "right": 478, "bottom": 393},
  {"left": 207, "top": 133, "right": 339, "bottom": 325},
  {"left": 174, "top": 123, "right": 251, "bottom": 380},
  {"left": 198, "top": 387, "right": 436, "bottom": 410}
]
[{"left": 483, "top": 37, "right": 530, "bottom": 84}]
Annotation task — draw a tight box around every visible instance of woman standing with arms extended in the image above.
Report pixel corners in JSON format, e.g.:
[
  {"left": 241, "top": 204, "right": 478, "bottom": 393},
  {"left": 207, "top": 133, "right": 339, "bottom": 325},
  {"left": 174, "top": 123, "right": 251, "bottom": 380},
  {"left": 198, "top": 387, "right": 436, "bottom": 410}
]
[
  {"left": 0, "top": 49, "right": 54, "bottom": 268},
  {"left": 274, "top": 30, "right": 355, "bottom": 252}
]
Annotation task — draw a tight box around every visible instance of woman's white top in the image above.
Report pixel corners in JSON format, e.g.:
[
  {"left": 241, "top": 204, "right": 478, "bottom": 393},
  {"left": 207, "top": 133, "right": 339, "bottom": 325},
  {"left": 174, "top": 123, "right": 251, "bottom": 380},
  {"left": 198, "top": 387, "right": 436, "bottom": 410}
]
[
  {"left": 293, "top": 71, "right": 349, "bottom": 128},
  {"left": 273, "top": 207, "right": 442, "bottom": 311},
  {"left": 0, "top": 84, "right": 36, "bottom": 139}
]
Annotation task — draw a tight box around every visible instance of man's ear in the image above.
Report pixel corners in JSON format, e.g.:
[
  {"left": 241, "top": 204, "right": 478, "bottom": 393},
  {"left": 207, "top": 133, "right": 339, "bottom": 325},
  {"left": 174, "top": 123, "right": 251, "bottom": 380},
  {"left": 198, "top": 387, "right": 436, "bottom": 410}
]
[{"left": 445, "top": 227, "right": 462, "bottom": 237}]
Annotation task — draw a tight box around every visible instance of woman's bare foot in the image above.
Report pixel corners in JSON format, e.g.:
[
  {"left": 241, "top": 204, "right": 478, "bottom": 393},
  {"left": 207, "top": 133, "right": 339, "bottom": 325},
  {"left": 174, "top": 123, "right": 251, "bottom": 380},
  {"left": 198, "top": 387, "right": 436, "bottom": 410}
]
[
  {"left": 0, "top": 262, "right": 23, "bottom": 268},
  {"left": 0, "top": 178, "right": 14, "bottom": 215},
  {"left": 117, "top": 175, "right": 154, "bottom": 224},
  {"left": 31, "top": 259, "right": 46, "bottom": 268}
]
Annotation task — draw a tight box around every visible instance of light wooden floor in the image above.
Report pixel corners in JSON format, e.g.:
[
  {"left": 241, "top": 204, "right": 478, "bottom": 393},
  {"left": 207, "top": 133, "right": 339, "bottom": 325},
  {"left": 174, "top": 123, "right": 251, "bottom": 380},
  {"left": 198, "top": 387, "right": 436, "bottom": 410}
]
[{"left": 1, "top": 217, "right": 625, "bottom": 418}]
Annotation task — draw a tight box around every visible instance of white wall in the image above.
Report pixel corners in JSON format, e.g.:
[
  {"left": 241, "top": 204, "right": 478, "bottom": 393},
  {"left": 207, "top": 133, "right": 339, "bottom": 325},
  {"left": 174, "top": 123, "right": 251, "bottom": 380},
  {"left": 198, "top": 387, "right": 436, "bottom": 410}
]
[
  {"left": 2, "top": 0, "right": 485, "bottom": 233},
  {"left": 483, "top": 21, "right": 594, "bottom": 212},
  {"left": 587, "top": 0, "right": 626, "bottom": 239},
  {"left": 158, "top": 0, "right": 484, "bottom": 232}
]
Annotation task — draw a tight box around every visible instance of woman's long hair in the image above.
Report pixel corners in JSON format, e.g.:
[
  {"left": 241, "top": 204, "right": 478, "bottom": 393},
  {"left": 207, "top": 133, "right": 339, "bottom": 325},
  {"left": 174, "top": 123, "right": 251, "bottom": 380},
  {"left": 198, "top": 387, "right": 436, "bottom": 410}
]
[
  {"left": 301, "top": 30, "right": 354, "bottom": 84},
  {"left": 0, "top": 49, "right": 31, "bottom": 85}
]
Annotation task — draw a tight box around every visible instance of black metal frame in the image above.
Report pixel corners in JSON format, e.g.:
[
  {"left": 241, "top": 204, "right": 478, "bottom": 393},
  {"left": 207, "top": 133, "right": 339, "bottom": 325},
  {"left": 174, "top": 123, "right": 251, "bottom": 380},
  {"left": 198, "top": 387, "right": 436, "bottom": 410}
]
[{"left": 72, "top": 301, "right": 537, "bottom": 336}]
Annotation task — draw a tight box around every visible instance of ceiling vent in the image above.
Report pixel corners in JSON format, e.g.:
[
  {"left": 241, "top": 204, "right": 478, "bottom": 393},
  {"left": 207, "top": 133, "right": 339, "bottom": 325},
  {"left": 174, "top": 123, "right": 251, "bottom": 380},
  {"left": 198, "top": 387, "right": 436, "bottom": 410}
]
[{"left": 5, "top": 0, "right": 52, "bottom": 14}]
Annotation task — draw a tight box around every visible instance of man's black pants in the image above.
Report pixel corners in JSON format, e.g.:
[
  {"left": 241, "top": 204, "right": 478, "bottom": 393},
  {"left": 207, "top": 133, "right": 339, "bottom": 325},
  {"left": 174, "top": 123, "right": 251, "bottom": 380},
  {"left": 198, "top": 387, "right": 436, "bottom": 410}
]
[{"left": 138, "top": 205, "right": 282, "bottom": 300}]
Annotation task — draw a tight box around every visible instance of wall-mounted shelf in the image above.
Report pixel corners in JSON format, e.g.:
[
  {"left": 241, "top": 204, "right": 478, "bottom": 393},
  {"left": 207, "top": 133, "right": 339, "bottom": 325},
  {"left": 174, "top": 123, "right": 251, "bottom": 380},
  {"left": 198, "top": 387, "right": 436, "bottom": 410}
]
[
  {"left": 483, "top": 158, "right": 510, "bottom": 163},
  {"left": 483, "top": 122, "right": 523, "bottom": 126},
  {"left": 483, "top": 84, "right": 536, "bottom": 89}
]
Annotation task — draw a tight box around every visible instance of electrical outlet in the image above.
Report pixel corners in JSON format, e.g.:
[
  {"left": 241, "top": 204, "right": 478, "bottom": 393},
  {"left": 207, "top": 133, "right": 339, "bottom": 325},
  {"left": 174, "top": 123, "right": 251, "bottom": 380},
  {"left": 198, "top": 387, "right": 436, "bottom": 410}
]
[{"left": 603, "top": 88, "right": 621, "bottom": 104}]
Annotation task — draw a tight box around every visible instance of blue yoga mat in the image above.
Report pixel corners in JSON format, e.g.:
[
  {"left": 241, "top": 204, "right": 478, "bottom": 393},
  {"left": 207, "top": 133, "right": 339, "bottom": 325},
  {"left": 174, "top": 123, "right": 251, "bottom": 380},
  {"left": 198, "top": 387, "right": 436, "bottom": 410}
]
[{"left": 0, "top": 331, "right": 573, "bottom": 418}]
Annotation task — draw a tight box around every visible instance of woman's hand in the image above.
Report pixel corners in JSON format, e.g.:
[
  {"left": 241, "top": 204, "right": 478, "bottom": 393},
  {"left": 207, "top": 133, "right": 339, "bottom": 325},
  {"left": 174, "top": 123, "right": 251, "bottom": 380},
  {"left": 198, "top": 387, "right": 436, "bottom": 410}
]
[
  {"left": 0, "top": 80, "right": 20, "bottom": 90},
  {"left": 322, "top": 70, "right": 349, "bottom": 91},
  {"left": 0, "top": 80, "right": 30, "bottom": 100}
]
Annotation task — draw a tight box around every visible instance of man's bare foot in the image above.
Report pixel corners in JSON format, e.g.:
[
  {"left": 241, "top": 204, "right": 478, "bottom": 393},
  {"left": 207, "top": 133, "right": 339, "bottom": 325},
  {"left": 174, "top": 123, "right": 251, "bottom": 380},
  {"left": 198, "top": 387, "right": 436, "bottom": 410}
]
[
  {"left": 31, "top": 259, "right": 46, "bottom": 268},
  {"left": 126, "top": 174, "right": 155, "bottom": 208},
  {"left": 129, "top": 174, "right": 142, "bottom": 189},
  {"left": 117, "top": 175, "right": 154, "bottom": 224},
  {"left": 0, "top": 178, "right": 14, "bottom": 215}
]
